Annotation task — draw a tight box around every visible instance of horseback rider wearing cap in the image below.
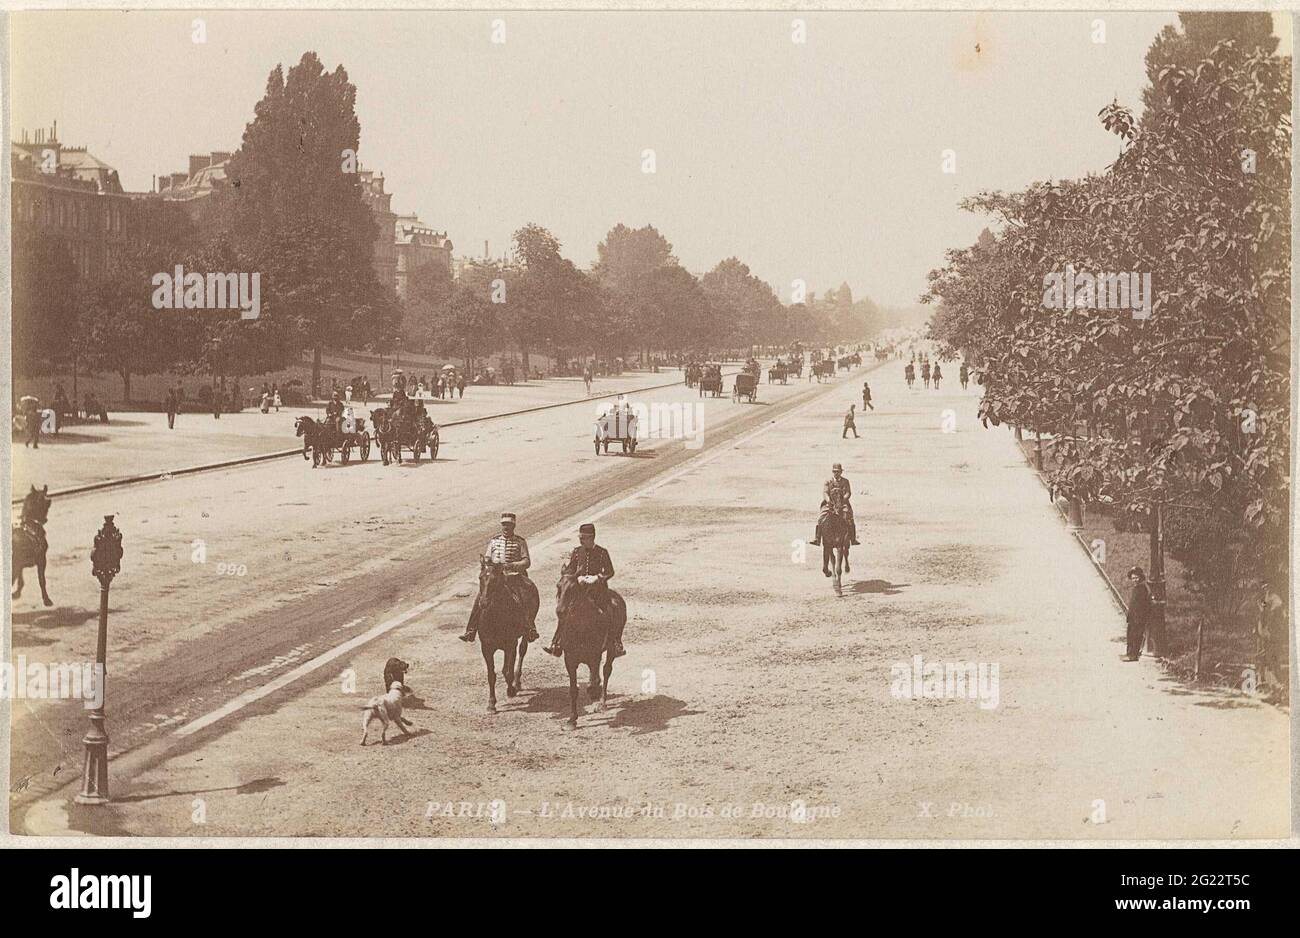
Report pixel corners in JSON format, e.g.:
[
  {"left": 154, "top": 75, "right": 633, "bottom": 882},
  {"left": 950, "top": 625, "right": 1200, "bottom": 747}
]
[
  {"left": 459, "top": 512, "right": 541, "bottom": 643},
  {"left": 546, "top": 523, "right": 625, "bottom": 658},
  {"left": 810, "top": 463, "right": 860, "bottom": 546}
]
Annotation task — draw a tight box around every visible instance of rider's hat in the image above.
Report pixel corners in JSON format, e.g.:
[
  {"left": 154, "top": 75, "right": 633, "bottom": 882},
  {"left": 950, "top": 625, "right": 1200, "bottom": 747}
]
[
  {"left": 832, "top": 462, "right": 843, "bottom": 471},
  {"left": 500, "top": 511, "right": 517, "bottom": 523},
  {"left": 579, "top": 523, "right": 596, "bottom": 536}
]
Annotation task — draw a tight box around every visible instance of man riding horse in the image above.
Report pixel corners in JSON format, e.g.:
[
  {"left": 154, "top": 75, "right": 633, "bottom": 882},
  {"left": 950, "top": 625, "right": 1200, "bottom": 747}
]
[
  {"left": 810, "top": 462, "right": 861, "bottom": 547},
  {"left": 460, "top": 512, "right": 541, "bottom": 643},
  {"left": 545, "top": 522, "right": 625, "bottom": 658}
]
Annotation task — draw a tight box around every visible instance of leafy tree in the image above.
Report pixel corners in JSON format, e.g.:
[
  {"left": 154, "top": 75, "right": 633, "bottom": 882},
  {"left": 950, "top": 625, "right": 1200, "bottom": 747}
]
[{"left": 218, "top": 52, "right": 391, "bottom": 395}]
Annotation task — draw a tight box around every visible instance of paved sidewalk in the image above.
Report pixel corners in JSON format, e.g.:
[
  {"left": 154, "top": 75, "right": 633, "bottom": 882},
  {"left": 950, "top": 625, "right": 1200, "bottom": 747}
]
[{"left": 11, "top": 371, "right": 685, "bottom": 493}]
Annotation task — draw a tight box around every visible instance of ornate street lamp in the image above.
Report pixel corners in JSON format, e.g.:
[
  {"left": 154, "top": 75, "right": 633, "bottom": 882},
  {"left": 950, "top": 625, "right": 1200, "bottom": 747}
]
[{"left": 76, "top": 515, "right": 121, "bottom": 805}]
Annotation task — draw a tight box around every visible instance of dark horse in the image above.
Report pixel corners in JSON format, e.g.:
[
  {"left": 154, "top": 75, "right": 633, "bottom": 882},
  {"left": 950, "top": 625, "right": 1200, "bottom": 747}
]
[
  {"left": 12, "top": 485, "right": 54, "bottom": 606},
  {"left": 821, "top": 490, "right": 852, "bottom": 595},
  {"left": 473, "top": 562, "right": 538, "bottom": 712},
  {"left": 554, "top": 576, "right": 627, "bottom": 727},
  {"left": 294, "top": 416, "right": 334, "bottom": 467}
]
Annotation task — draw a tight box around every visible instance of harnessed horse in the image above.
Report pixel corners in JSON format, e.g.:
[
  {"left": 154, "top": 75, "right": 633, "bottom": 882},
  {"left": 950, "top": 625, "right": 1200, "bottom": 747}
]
[
  {"left": 12, "top": 485, "right": 54, "bottom": 606},
  {"left": 821, "top": 489, "right": 853, "bottom": 594},
  {"left": 554, "top": 575, "right": 626, "bottom": 727},
  {"left": 473, "top": 561, "right": 537, "bottom": 712}
]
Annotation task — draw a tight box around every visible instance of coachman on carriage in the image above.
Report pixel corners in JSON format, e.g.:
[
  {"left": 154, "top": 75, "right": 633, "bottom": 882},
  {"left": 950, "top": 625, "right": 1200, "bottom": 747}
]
[{"left": 698, "top": 363, "right": 723, "bottom": 398}]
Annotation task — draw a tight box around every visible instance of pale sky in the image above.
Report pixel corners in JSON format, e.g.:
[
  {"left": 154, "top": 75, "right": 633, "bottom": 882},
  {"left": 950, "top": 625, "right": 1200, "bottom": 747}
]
[{"left": 9, "top": 11, "right": 1291, "bottom": 306}]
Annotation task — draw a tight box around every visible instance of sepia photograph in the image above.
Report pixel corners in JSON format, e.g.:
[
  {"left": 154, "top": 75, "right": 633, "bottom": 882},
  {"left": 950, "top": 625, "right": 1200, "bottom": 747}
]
[{"left": 2, "top": 6, "right": 1294, "bottom": 853}]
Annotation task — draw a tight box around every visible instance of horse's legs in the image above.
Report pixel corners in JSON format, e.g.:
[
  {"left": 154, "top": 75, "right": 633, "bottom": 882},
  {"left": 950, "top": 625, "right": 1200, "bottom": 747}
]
[
  {"left": 843, "top": 541, "right": 851, "bottom": 574},
  {"left": 514, "top": 637, "right": 527, "bottom": 690},
  {"left": 600, "top": 653, "right": 613, "bottom": 711},
  {"left": 504, "top": 641, "right": 518, "bottom": 698},
  {"left": 822, "top": 541, "right": 832, "bottom": 577},
  {"left": 482, "top": 648, "right": 498, "bottom": 712},
  {"left": 36, "top": 555, "right": 52, "bottom": 606},
  {"left": 588, "top": 658, "right": 602, "bottom": 700},
  {"left": 12, "top": 567, "right": 24, "bottom": 599},
  {"left": 566, "top": 659, "right": 580, "bottom": 727}
]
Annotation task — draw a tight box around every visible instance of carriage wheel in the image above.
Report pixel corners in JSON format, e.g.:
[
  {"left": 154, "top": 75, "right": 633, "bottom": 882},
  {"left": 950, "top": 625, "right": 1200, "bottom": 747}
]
[
  {"left": 360, "top": 433, "right": 371, "bottom": 462},
  {"left": 341, "top": 442, "right": 352, "bottom": 464},
  {"left": 428, "top": 435, "right": 439, "bottom": 460},
  {"left": 411, "top": 440, "right": 421, "bottom": 463}
]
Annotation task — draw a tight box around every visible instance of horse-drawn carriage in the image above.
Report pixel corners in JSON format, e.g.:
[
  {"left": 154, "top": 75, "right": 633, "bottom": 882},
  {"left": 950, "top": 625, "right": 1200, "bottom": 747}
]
[
  {"left": 685, "top": 362, "right": 703, "bottom": 388},
  {"left": 813, "top": 360, "right": 837, "bottom": 382},
  {"left": 372, "top": 402, "right": 439, "bottom": 465},
  {"left": 294, "top": 408, "right": 373, "bottom": 467},
  {"left": 732, "top": 372, "right": 759, "bottom": 403},
  {"left": 594, "top": 401, "right": 639, "bottom": 454},
  {"left": 698, "top": 363, "right": 723, "bottom": 398},
  {"left": 768, "top": 361, "right": 789, "bottom": 384}
]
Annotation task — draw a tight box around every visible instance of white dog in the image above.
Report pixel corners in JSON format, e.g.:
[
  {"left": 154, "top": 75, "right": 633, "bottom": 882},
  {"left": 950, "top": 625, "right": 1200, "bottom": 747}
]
[{"left": 360, "top": 682, "right": 414, "bottom": 746}]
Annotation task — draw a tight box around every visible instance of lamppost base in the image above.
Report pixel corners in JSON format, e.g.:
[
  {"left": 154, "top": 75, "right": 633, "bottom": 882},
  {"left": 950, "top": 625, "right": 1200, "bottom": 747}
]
[{"left": 74, "top": 792, "right": 110, "bottom": 806}]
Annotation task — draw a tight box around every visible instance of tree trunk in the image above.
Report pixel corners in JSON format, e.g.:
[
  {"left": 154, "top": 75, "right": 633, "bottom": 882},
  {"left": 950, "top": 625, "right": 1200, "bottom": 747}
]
[
  {"left": 520, "top": 345, "right": 530, "bottom": 373},
  {"left": 120, "top": 368, "right": 132, "bottom": 403},
  {"left": 1148, "top": 501, "right": 1167, "bottom": 657},
  {"left": 312, "top": 344, "right": 323, "bottom": 399}
]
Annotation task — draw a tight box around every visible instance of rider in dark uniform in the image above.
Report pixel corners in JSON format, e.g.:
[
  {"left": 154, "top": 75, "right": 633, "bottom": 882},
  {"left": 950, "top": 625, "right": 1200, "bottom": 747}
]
[
  {"left": 810, "top": 462, "right": 860, "bottom": 546},
  {"left": 544, "top": 523, "right": 625, "bottom": 658}
]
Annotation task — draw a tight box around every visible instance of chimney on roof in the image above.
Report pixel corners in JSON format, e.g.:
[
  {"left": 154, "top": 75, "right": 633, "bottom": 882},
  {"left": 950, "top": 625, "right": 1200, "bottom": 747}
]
[
  {"left": 188, "top": 154, "right": 208, "bottom": 178},
  {"left": 52, "top": 120, "right": 57, "bottom": 142},
  {"left": 484, "top": 240, "right": 489, "bottom": 259}
]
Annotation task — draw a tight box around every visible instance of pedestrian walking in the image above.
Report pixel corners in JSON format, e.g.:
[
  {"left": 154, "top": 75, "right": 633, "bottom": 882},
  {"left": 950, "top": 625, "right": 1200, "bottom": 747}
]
[
  {"left": 842, "top": 404, "right": 860, "bottom": 439},
  {"left": 1122, "top": 566, "right": 1157, "bottom": 661},
  {"left": 457, "top": 374, "right": 466, "bottom": 399},
  {"left": 21, "top": 395, "right": 41, "bottom": 449},
  {"left": 960, "top": 362, "right": 970, "bottom": 390},
  {"left": 1256, "top": 582, "right": 1288, "bottom": 692},
  {"left": 862, "top": 382, "right": 874, "bottom": 411},
  {"left": 260, "top": 390, "right": 270, "bottom": 414},
  {"left": 167, "top": 388, "right": 178, "bottom": 428}
]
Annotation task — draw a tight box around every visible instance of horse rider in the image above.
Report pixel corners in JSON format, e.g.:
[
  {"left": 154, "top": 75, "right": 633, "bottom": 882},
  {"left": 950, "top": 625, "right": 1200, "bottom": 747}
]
[
  {"left": 545, "top": 523, "right": 625, "bottom": 658},
  {"left": 460, "top": 512, "right": 541, "bottom": 643},
  {"left": 325, "top": 389, "right": 345, "bottom": 436},
  {"left": 810, "top": 462, "right": 860, "bottom": 547},
  {"left": 932, "top": 363, "right": 943, "bottom": 388}
]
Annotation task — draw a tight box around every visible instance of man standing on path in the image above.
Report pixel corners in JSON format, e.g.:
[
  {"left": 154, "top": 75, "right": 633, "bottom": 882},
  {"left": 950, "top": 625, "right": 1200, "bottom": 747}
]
[
  {"left": 843, "top": 404, "right": 859, "bottom": 439},
  {"left": 166, "top": 388, "right": 177, "bottom": 429},
  {"left": 862, "top": 382, "right": 874, "bottom": 411},
  {"left": 1123, "top": 566, "right": 1155, "bottom": 661}
]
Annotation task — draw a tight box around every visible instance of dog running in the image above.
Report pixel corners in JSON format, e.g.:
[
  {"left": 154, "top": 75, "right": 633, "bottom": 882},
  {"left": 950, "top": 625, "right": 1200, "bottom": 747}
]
[{"left": 359, "top": 681, "right": 414, "bottom": 746}]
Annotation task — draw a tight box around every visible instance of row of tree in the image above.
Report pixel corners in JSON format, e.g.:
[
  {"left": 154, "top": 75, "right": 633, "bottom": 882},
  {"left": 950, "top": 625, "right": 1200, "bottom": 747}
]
[
  {"left": 924, "top": 14, "right": 1291, "bottom": 640},
  {"left": 14, "top": 52, "right": 878, "bottom": 398}
]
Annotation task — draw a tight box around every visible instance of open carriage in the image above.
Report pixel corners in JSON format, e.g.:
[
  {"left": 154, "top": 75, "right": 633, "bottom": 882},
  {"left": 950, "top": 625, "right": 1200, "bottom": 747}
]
[
  {"left": 594, "top": 402, "right": 639, "bottom": 455},
  {"left": 698, "top": 363, "right": 723, "bottom": 398},
  {"left": 732, "top": 372, "right": 759, "bottom": 403}
]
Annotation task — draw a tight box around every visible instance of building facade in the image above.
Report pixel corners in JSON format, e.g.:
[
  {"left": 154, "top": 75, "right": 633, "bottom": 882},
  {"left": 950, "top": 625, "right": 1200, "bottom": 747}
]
[
  {"left": 11, "top": 125, "right": 135, "bottom": 280},
  {"left": 393, "top": 213, "right": 453, "bottom": 298}
]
